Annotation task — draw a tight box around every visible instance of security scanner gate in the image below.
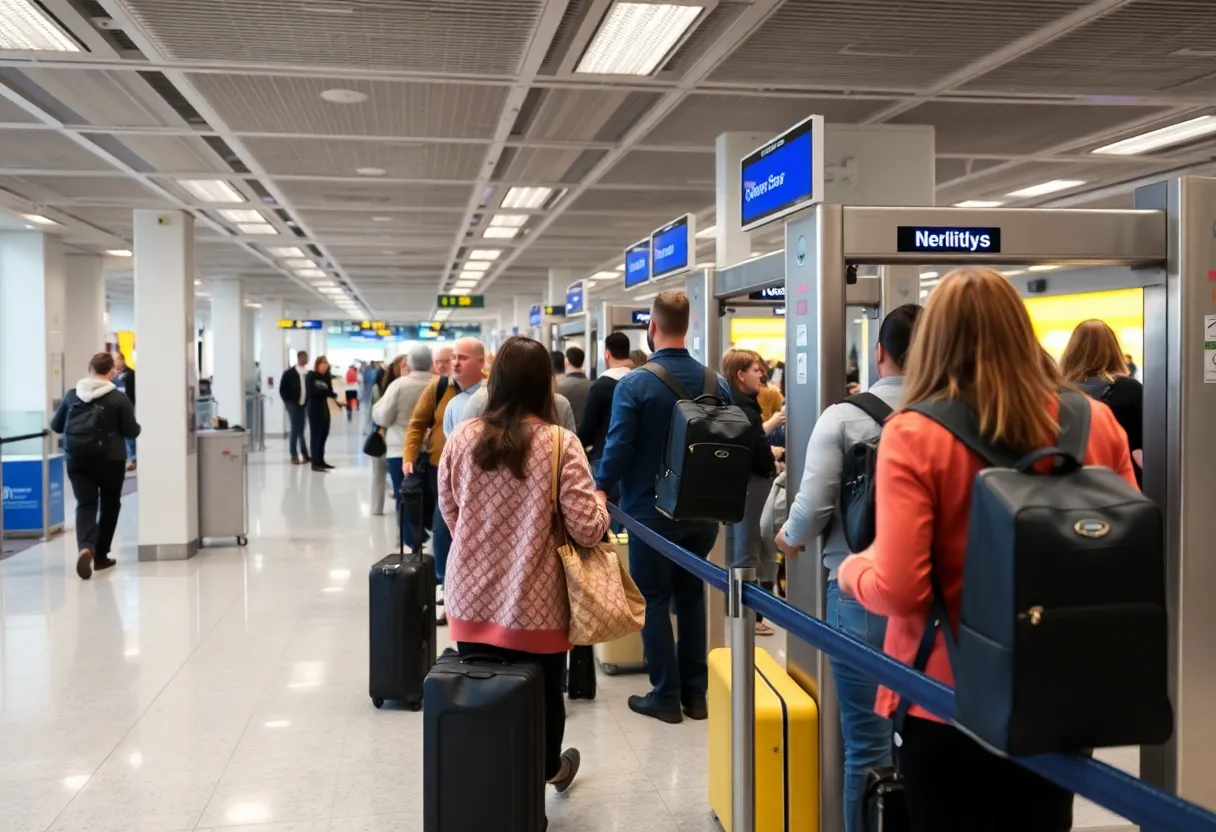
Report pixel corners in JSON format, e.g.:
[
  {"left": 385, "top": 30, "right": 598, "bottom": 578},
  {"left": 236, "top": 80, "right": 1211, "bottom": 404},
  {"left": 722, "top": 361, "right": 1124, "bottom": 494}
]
[{"left": 756, "top": 179, "right": 1216, "bottom": 828}]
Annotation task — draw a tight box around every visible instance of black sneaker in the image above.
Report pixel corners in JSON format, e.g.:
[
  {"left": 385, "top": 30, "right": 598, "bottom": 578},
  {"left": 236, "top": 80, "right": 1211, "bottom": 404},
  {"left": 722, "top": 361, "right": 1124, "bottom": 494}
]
[
  {"left": 682, "top": 697, "right": 708, "bottom": 721},
  {"left": 94, "top": 557, "right": 117, "bottom": 572},
  {"left": 628, "top": 693, "right": 683, "bottom": 724},
  {"left": 549, "top": 748, "right": 581, "bottom": 793},
  {"left": 76, "top": 549, "right": 93, "bottom": 580}
]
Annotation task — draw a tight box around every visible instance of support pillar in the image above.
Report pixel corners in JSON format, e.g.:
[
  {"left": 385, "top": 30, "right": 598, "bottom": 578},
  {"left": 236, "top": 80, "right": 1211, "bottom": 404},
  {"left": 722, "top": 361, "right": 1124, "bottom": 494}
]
[
  {"left": 548, "top": 268, "right": 575, "bottom": 307},
  {"left": 64, "top": 254, "right": 106, "bottom": 390},
  {"left": 133, "top": 209, "right": 198, "bottom": 561},
  {"left": 258, "top": 299, "right": 287, "bottom": 437},
  {"left": 715, "top": 131, "right": 769, "bottom": 268},
  {"left": 0, "top": 233, "right": 65, "bottom": 426},
  {"left": 210, "top": 280, "right": 247, "bottom": 426}
]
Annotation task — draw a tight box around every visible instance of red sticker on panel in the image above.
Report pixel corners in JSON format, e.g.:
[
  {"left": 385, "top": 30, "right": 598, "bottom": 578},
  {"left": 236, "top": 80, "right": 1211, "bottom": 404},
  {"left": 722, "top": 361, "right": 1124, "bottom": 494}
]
[{"left": 796, "top": 300, "right": 808, "bottom": 315}]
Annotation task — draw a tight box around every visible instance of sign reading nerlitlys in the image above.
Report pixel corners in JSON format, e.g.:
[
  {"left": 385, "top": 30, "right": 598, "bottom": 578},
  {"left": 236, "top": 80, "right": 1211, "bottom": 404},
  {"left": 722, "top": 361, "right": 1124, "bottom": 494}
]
[
  {"left": 649, "top": 214, "right": 695, "bottom": 281},
  {"left": 624, "top": 238, "right": 651, "bottom": 291},
  {"left": 896, "top": 226, "right": 1002, "bottom": 254},
  {"left": 740, "top": 114, "right": 825, "bottom": 232}
]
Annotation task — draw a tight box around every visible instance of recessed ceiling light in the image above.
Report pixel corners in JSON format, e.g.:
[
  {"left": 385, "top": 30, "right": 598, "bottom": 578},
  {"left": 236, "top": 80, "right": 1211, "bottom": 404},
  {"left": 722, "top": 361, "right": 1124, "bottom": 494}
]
[
  {"left": 576, "top": 2, "right": 703, "bottom": 76},
  {"left": 194, "top": 279, "right": 202, "bottom": 286},
  {"left": 263, "top": 720, "right": 291, "bottom": 729},
  {"left": 483, "top": 227, "right": 520, "bottom": 239},
  {"left": 218, "top": 209, "right": 265, "bottom": 223},
  {"left": 0, "top": 0, "right": 81, "bottom": 51},
  {"left": 283, "top": 258, "right": 314, "bottom": 268},
  {"left": 180, "top": 179, "right": 244, "bottom": 203},
  {"left": 269, "top": 246, "right": 306, "bottom": 258},
  {"left": 450, "top": 288, "right": 472, "bottom": 296},
  {"left": 357, "top": 168, "right": 387, "bottom": 177},
  {"left": 920, "top": 271, "right": 939, "bottom": 279},
  {"left": 320, "top": 89, "right": 369, "bottom": 104},
  {"left": 1028, "top": 264, "right": 1060, "bottom": 272},
  {"left": 1006, "top": 180, "right": 1086, "bottom": 198},
  {"left": 489, "top": 214, "right": 528, "bottom": 227},
  {"left": 695, "top": 224, "right": 716, "bottom": 239},
  {"left": 238, "top": 223, "right": 278, "bottom": 235},
  {"left": 462, "top": 261, "right": 491, "bottom": 272},
  {"left": 371, "top": 216, "right": 393, "bottom": 222},
  {"left": 458, "top": 270, "right": 485, "bottom": 280},
  {"left": 105, "top": 249, "right": 132, "bottom": 257},
  {"left": 21, "top": 213, "right": 58, "bottom": 226},
  {"left": 954, "top": 200, "right": 1005, "bottom": 208},
  {"left": 1092, "top": 115, "right": 1216, "bottom": 156},
  {"left": 589, "top": 271, "right": 618, "bottom": 281},
  {"left": 615, "top": 264, "right": 625, "bottom": 271},
  {"left": 317, "top": 287, "right": 344, "bottom": 294},
  {"left": 1003, "top": 269, "right": 1027, "bottom": 277},
  {"left": 244, "top": 301, "right": 262, "bottom": 309},
  {"left": 500, "top": 186, "right": 553, "bottom": 210},
  {"left": 468, "top": 249, "right": 501, "bottom": 261},
  {"left": 454, "top": 279, "right": 479, "bottom": 288},
  {"left": 296, "top": 268, "right": 327, "bottom": 279}
]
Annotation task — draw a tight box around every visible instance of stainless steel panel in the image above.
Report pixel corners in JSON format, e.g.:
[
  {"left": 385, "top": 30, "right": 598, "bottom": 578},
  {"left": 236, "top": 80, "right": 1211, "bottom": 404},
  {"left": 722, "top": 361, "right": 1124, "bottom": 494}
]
[
  {"left": 841, "top": 206, "right": 1166, "bottom": 266},
  {"left": 197, "top": 430, "right": 248, "bottom": 542},
  {"left": 685, "top": 269, "right": 717, "bottom": 367},
  {"left": 714, "top": 251, "right": 784, "bottom": 299},
  {"left": 558, "top": 319, "right": 585, "bottom": 339}
]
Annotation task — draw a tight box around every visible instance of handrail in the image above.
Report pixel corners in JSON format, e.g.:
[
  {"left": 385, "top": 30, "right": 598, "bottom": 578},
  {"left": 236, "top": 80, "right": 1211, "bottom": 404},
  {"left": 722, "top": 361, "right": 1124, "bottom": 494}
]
[
  {"left": 0, "top": 430, "right": 49, "bottom": 445},
  {"left": 609, "top": 504, "right": 1216, "bottom": 832}
]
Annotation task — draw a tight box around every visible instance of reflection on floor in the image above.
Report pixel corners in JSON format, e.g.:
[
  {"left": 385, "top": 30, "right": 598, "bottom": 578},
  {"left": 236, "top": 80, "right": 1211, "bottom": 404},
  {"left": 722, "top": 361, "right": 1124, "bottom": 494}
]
[{"left": 0, "top": 418, "right": 1135, "bottom": 830}]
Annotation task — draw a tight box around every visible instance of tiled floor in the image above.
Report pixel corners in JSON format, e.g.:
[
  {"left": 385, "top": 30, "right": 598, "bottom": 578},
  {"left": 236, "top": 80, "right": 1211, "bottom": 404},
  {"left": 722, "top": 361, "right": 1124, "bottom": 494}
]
[{"left": 0, "top": 418, "right": 1136, "bottom": 831}]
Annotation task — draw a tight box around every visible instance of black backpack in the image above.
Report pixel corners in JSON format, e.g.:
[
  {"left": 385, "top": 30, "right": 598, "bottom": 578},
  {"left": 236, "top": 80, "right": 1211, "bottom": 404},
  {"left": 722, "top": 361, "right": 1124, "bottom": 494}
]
[
  {"left": 838, "top": 392, "right": 893, "bottom": 552},
  {"left": 902, "top": 392, "right": 1172, "bottom": 756},
  {"left": 64, "top": 394, "right": 113, "bottom": 459},
  {"left": 640, "top": 363, "right": 753, "bottom": 523}
]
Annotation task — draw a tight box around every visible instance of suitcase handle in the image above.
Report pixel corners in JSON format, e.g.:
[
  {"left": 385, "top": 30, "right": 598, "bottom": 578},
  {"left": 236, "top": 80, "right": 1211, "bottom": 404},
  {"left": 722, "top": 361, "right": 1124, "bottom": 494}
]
[{"left": 455, "top": 653, "right": 512, "bottom": 667}]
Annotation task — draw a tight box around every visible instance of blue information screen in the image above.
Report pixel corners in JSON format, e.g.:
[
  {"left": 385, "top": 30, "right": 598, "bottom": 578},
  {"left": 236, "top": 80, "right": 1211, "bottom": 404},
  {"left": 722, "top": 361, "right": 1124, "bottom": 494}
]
[
  {"left": 748, "top": 286, "right": 785, "bottom": 301},
  {"left": 631, "top": 310, "right": 651, "bottom": 325},
  {"left": 566, "top": 281, "right": 584, "bottom": 316},
  {"left": 650, "top": 216, "right": 692, "bottom": 280},
  {"left": 624, "top": 241, "right": 650, "bottom": 289},
  {"left": 896, "top": 226, "right": 1002, "bottom": 254},
  {"left": 741, "top": 116, "right": 818, "bottom": 230},
  {"left": 529, "top": 304, "right": 542, "bottom": 326}
]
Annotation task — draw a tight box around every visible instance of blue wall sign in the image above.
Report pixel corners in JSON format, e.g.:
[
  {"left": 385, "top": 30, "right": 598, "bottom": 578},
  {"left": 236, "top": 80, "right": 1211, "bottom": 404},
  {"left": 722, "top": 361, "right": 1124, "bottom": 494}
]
[
  {"left": 631, "top": 310, "right": 651, "bottom": 325},
  {"left": 2, "top": 455, "right": 64, "bottom": 533},
  {"left": 650, "top": 214, "right": 695, "bottom": 280},
  {"left": 529, "top": 304, "right": 542, "bottom": 326},
  {"left": 773, "top": 305, "right": 786, "bottom": 317},
  {"left": 740, "top": 114, "right": 824, "bottom": 232},
  {"left": 565, "top": 281, "right": 584, "bottom": 316},
  {"left": 624, "top": 240, "right": 650, "bottom": 289},
  {"left": 896, "top": 226, "right": 1002, "bottom": 254},
  {"left": 748, "top": 286, "right": 785, "bottom": 301}
]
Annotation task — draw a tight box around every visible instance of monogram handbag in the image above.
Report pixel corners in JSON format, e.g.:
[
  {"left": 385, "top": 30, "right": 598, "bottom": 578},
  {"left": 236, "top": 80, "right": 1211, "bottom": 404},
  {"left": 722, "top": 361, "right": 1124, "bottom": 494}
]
[{"left": 548, "top": 426, "right": 645, "bottom": 646}]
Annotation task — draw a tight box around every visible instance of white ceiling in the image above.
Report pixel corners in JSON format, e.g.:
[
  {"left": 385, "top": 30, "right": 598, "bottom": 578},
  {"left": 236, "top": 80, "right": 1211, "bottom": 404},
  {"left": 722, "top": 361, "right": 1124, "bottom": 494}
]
[{"left": 1, "top": 0, "right": 1215, "bottom": 324}]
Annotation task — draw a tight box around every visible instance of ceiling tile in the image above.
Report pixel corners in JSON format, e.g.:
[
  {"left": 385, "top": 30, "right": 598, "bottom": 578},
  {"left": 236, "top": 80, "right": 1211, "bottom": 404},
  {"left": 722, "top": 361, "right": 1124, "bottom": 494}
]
[
  {"left": 244, "top": 137, "right": 485, "bottom": 179},
  {"left": 641, "top": 95, "right": 889, "bottom": 147}
]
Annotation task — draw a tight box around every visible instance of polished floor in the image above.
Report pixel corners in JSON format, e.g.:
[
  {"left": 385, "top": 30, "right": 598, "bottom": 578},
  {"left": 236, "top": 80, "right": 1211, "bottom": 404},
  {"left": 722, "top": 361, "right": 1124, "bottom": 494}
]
[{"left": 0, "top": 418, "right": 1135, "bottom": 831}]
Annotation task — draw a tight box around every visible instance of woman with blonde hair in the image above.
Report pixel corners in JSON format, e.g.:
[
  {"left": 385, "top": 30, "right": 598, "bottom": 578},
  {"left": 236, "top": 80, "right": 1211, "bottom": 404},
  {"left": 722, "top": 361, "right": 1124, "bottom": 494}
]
[
  {"left": 837, "top": 267, "right": 1137, "bottom": 831},
  {"left": 1059, "top": 319, "right": 1143, "bottom": 483}
]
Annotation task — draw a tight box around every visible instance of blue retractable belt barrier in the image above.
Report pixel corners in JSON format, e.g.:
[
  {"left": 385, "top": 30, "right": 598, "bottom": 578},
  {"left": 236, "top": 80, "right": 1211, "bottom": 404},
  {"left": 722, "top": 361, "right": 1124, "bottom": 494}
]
[{"left": 610, "top": 504, "right": 1216, "bottom": 832}]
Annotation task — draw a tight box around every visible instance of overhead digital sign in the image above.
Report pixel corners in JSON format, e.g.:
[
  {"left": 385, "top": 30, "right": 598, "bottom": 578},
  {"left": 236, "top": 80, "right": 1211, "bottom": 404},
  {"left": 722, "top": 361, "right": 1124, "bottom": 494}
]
[
  {"left": 437, "top": 294, "right": 485, "bottom": 309},
  {"left": 631, "top": 310, "right": 651, "bottom": 325},
  {"left": 740, "top": 114, "right": 824, "bottom": 232},
  {"left": 278, "top": 319, "right": 323, "bottom": 330},
  {"left": 542, "top": 305, "right": 566, "bottom": 316},
  {"left": 566, "top": 280, "right": 584, "bottom": 316},
  {"left": 624, "top": 239, "right": 650, "bottom": 290},
  {"left": 896, "top": 226, "right": 1002, "bottom": 254},
  {"left": 649, "top": 214, "right": 695, "bottom": 281},
  {"left": 748, "top": 286, "right": 785, "bottom": 301},
  {"left": 529, "top": 304, "right": 542, "bottom": 326}
]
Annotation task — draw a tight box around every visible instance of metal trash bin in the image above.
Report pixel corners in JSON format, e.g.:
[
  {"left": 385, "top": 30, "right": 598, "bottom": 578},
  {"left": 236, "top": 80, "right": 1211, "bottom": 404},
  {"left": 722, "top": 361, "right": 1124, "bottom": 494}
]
[{"left": 198, "top": 429, "right": 249, "bottom": 546}]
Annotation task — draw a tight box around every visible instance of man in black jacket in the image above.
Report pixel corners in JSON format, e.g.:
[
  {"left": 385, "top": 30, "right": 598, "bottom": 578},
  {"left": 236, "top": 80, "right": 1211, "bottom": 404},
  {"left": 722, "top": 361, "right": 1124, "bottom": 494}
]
[
  {"left": 50, "top": 352, "right": 141, "bottom": 580},
  {"left": 112, "top": 351, "right": 136, "bottom": 471},
  {"left": 278, "top": 350, "right": 310, "bottom": 464},
  {"left": 576, "top": 332, "right": 634, "bottom": 468}
]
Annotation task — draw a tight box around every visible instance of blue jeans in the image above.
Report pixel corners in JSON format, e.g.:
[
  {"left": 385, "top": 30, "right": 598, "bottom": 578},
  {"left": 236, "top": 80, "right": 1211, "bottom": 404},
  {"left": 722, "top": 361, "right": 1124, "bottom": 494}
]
[
  {"left": 826, "top": 579, "right": 893, "bottom": 832},
  {"left": 125, "top": 437, "right": 136, "bottom": 462},
  {"left": 628, "top": 520, "right": 720, "bottom": 705},
  {"left": 286, "top": 402, "right": 308, "bottom": 459},
  {"left": 428, "top": 466, "right": 451, "bottom": 584}
]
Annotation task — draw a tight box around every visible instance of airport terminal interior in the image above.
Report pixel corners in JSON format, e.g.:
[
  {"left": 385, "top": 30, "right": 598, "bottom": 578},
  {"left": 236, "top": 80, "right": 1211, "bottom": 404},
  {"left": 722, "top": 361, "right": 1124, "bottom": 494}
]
[{"left": 2, "top": 0, "right": 1216, "bottom": 830}]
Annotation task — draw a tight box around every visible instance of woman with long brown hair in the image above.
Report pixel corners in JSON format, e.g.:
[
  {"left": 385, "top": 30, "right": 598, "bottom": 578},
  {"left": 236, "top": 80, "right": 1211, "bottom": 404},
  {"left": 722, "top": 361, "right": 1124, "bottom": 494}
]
[
  {"left": 1059, "top": 318, "right": 1143, "bottom": 483},
  {"left": 438, "top": 336, "right": 610, "bottom": 794},
  {"left": 305, "top": 355, "right": 340, "bottom": 471},
  {"left": 837, "top": 267, "right": 1137, "bottom": 831}
]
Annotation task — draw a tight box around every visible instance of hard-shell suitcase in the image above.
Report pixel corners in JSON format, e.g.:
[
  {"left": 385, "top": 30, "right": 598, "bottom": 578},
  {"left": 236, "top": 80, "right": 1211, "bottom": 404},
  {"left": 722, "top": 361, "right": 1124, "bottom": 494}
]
[
  {"left": 567, "top": 645, "right": 596, "bottom": 700},
  {"left": 423, "top": 651, "right": 546, "bottom": 832},
  {"left": 708, "top": 647, "right": 819, "bottom": 832},
  {"left": 369, "top": 487, "right": 436, "bottom": 710}
]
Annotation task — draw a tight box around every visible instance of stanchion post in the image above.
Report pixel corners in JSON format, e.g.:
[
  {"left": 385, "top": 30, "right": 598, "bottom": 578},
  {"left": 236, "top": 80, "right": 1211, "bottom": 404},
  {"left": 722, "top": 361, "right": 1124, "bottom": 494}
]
[
  {"left": 40, "top": 431, "right": 50, "bottom": 541},
  {"left": 729, "top": 566, "right": 757, "bottom": 832}
]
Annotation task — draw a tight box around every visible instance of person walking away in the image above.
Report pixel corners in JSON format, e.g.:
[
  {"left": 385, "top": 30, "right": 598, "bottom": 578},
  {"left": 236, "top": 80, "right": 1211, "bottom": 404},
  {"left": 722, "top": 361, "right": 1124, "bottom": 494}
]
[
  {"left": 775, "top": 304, "right": 920, "bottom": 832},
  {"left": 344, "top": 364, "right": 359, "bottom": 421},
  {"left": 577, "top": 331, "right": 633, "bottom": 468},
  {"left": 368, "top": 356, "right": 405, "bottom": 516},
  {"left": 111, "top": 351, "right": 137, "bottom": 471},
  {"left": 403, "top": 348, "right": 465, "bottom": 621},
  {"left": 596, "top": 291, "right": 732, "bottom": 724},
  {"left": 1060, "top": 320, "right": 1144, "bottom": 486},
  {"left": 557, "top": 346, "right": 592, "bottom": 423},
  {"left": 439, "top": 335, "right": 609, "bottom": 793},
  {"left": 838, "top": 269, "right": 1136, "bottom": 831},
  {"left": 307, "top": 356, "right": 340, "bottom": 471},
  {"left": 373, "top": 345, "right": 434, "bottom": 546},
  {"left": 279, "top": 350, "right": 310, "bottom": 465},
  {"left": 50, "top": 352, "right": 141, "bottom": 580},
  {"left": 722, "top": 349, "right": 779, "bottom": 636}
]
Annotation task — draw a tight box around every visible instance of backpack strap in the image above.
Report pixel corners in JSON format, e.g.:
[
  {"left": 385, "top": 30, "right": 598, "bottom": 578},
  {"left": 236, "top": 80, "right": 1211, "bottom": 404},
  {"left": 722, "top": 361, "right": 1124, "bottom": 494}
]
[
  {"left": 701, "top": 367, "right": 719, "bottom": 398},
  {"left": 906, "top": 399, "right": 1022, "bottom": 469},
  {"left": 639, "top": 363, "right": 692, "bottom": 401},
  {"left": 1055, "top": 391, "right": 1091, "bottom": 465},
  {"left": 844, "top": 392, "right": 893, "bottom": 426}
]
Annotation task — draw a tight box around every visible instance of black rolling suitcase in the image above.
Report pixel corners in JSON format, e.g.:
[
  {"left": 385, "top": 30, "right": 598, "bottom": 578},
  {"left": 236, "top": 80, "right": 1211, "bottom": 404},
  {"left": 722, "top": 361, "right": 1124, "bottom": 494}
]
[
  {"left": 567, "top": 645, "right": 596, "bottom": 700},
  {"left": 423, "top": 651, "right": 546, "bottom": 832},
  {"left": 862, "top": 767, "right": 909, "bottom": 832},
  {"left": 368, "top": 483, "right": 436, "bottom": 710}
]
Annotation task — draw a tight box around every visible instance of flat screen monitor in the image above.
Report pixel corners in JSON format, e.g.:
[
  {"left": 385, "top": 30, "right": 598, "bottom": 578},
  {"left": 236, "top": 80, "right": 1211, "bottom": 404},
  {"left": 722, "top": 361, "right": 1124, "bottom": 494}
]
[
  {"left": 650, "top": 214, "right": 695, "bottom": 281},
  {"left": 740, "top": 114, "right": 824, "bottom": 232},
  {"left": 624, "top": 239, "right": 651, "bottom": 289}
]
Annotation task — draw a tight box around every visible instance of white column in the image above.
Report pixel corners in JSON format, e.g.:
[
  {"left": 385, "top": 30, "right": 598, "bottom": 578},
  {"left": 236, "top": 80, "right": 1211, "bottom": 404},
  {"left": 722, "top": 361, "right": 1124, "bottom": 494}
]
[
  {"left": 133, "top": 209, "right": 198, "bottom": 560},
  {"left": 0, "top": 232, "right": 65, "bottom": 421},
  {"left": 258, "top": 299, "right": 287, "bottom": 437},
  {"left": 715, "top": 131, "right": 769, "bottom": 268},
  {"left": 548, "top": 269, "right": 575, "bottom": 307},
  {"left": 210, "top": 280, "right": 246, "bottom": 426},
  {"left": 243, "top": 306, "right": 257, "bottom": 385},
  {"left": 64, "top": 254, "right": 106, "bottom": 386},
  {"left": 309, "top": 328, "right": 328, "bottom": 359}
]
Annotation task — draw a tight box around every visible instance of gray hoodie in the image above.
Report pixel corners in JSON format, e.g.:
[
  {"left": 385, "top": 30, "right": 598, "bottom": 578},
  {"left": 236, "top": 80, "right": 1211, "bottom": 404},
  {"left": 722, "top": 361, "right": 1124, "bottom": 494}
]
[{"left": 50, "top": 377, "right": 141, "bottom": 461}]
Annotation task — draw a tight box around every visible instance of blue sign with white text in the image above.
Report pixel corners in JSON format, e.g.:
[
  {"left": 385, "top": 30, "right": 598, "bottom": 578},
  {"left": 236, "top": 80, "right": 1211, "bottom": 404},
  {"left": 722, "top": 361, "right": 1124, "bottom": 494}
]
[
  {"left": 2, "top": 455, "right": 64, "bottom": 533},
  {"left": 624, "top": 241, "right": 650, "bottom": 289},
  {"left": 650, "top": 215, "right": 692, "bottom": 280},
  {"left": 631, "top": 310, "right": 651, "bottom": 325},
  {"left": 566, "top": 281, "right": 584, "bottom": 316},
  {"left": 529, "top": 304, "right": 542, "bottom": 326},
  {"left": 896, "top": 226, "right": 1002, "bottom": 254},
  {"left": 741, "top": 115, "right": 822, "bottom": 230},
  {"left": 748, "top": 286, "right": 785, "bottom": 301}
]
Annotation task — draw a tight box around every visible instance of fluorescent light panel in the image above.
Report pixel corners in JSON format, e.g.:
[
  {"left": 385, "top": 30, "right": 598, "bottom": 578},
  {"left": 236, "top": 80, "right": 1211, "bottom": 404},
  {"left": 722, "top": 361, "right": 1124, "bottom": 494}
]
[
  {"left": 454, "top": 279, "right": 479, "bottom": 288},
  {"left": 283, "top": 258, "right": 314, "bottom": 268},
  {"left": 238, "top": 223, "right": 278, "bottom": 235},
  {"left": 458, "top": 270, "right": 485, "bottom": 280},
  {"left": 106, "top": 249, "right": 132, "bottom": 257},
  {"left": 695, "top": 224, "right": 716, "bottom": 239},
  {"left": 450, "top": 288, "right": 472, "bottom": 296},
  {"left": 954, "top": 200, "right": 1005, "bottom": 208},
  {"left": 218, "top": 209, "right": 265, "bottom": 223},
  {"left": 1006, "top": 179, "right": 1086, "bottom": 198},
  {"left": 1028, "top": 264, "right": 1060, "bottom": 272},
  {"left": 483, "top": 227, "right": 520, "bottom": 239},
  {"left": 461, "top": 261, "right": 491, "bottom": 272},
  {"left": 500, "top": 187, "right": 553, "bottom": 210},
  {"left": 468, "top": 249, "right": 501, "bottom": 261},
  {"left": 589, "top": 271, "right": 618, "bottom": 281},
  {"left": 1093, "top": 115, "right": 1216, "bottom": 156},
  {"left": 0, "top": 0, "right": 80, "bottom": 51},
  {"left": 180, "top": 179, "right": 245, "bottom": 203},
  {"left": 295, "top": 268, "right": 327, "bottom": 278},
  {"left": 270, "top": 246, "right": 306, "bottom": 258},
  {"left": 576, "top": 2, "right": 703, "bottom": 76},
  {"left": 489, "top": 213, "right": 528, "bottom": 227},
  {"left": 21, "top": 213, "right": 58, "bottom": 226}
]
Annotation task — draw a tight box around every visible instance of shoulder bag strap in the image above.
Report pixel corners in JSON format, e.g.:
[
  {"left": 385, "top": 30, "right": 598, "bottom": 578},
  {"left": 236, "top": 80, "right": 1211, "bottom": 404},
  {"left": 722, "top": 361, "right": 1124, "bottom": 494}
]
[
  {"left": 844, "top": 392, "right": 894, "bottom": 426},
  {"left": 549, "top": 424, "right": 561, "bottom": 521},
  {"left": 907, "top": 399, "right": 1022, "bottom": 469},
  {"left": 1054, "top": 391, "right": 1091, "bottom": 465},
  {"left": 701, "top": 366, "right": 719, "bottom": 398},
  {"left": 639, "top": 362, "right": 692, "bottom": 401}
]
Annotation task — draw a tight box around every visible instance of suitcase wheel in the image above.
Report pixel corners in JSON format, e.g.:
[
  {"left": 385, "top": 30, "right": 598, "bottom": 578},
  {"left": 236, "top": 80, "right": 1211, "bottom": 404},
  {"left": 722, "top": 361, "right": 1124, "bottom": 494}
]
[
  {"left": 236, "top": 535, "right": 248, "bottom": 546},
  {"left": 601, "top": 663, "right": 619, "bottom": 676},
  {"left": 372, "top": 697, "right": 384, "bottom": 709},
  {"left": 406, "top": 697, "right": 422, "bottom": 712}
]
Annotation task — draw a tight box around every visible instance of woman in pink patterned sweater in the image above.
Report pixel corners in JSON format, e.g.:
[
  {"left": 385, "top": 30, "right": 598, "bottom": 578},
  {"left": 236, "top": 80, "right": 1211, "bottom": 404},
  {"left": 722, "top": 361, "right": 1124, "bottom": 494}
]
[{"left": 439, "top": 335, "right": 610, "bottom": 792}]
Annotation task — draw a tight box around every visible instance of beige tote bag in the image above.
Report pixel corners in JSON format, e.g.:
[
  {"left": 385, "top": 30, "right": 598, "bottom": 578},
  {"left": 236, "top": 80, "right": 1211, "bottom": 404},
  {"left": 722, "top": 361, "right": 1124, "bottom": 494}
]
[{"left": 549, "top": 426, "right": 646, "bottom": 645}]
